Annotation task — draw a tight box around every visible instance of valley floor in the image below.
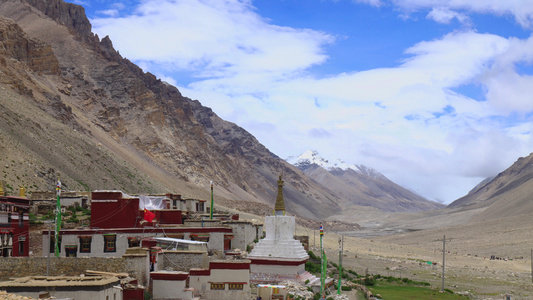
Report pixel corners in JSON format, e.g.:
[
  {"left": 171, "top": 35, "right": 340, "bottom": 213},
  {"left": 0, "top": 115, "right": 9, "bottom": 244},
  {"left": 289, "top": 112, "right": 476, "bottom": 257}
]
[{"left": 294, "top": 215, "right": 533, "bottom": 299}]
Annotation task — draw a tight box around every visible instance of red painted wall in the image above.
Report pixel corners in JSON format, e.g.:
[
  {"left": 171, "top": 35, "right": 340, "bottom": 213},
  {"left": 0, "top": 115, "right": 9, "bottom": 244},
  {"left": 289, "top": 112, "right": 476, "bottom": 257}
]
[
  {"left": 1, "top": 196, "right": 30, "bottom": 257},
  {"left": 91, "top": 192, "right": 141, "bottom": 228},
  {"left": 156, "top": 210, "right": 182, "bottom": 225}
]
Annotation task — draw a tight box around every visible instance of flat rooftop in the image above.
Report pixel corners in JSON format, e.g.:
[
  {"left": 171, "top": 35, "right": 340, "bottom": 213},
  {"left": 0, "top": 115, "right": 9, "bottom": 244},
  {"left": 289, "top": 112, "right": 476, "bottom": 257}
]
[{"left": 0, "top": 276, "right": 120, "bottom": 288}]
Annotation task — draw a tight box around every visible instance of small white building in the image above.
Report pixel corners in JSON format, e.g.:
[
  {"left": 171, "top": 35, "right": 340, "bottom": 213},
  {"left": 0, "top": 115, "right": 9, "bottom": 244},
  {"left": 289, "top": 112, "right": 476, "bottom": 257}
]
[
  {"left": 0, "top": 276, "right": 122, "bottom": 300},
  {"left": 150, "top": 260, "right": 251, "bottom": 300},
  {"left": 42, "top": 227, "right": 230, "bottom": 258},
  {"left": 151, "top": 271, "right": 194, "bottom": 300},
  {"left": 189, "top": 260, "right": 251, "bottom": 300}
]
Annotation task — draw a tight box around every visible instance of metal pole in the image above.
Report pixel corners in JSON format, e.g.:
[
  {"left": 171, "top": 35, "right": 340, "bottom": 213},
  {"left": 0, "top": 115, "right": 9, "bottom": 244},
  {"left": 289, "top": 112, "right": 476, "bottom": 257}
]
[
  {"left": 210, "top": 181, "right": 213, "bottom": 220},
  {"left": 55, "top": 177, "right": 61, "bottom": 258},
  {"left": 441, "top": 234, "right": 445, "bottom": 292},
  {"left": 337, "top": 235, "right": 343, "bottom": 294},
  {"left": 320, "top": 225, "right": 324, "bottom": 297},
  {"left": 47, "top": 221, "right": 51, "bottom": 276}
]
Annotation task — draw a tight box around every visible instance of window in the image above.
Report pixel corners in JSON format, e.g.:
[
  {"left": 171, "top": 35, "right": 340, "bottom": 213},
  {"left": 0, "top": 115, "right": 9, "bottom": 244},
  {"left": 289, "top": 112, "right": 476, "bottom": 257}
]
[
  {"left": 79, "top": 236, "right": 92, "bottom": 253},
  {"left": 210, "top": 283, "right": 225, "bottom": 290},
  {"left": 18, "top": 212, "right": 23, "bottom": 228},
  {"left": 65, "top": 246, "right": 77, "bottom": 257},
  {"left": 103, "top": 235, "right": 116, "bottom": 253},
  {"left": 191, "top": 234, "right": 209, "bottom": 242},
  {"left": 49, "top": 235, "right": 62, "bottom": 253},
  {"left": 228, "top": 283, "right": 244, "bottom": 290},
  {"left": 18, "top": 240, "right": 24, "bottom": 255},
  {"left": 127, "top": 237, "right": 140, "bottom": 248}
]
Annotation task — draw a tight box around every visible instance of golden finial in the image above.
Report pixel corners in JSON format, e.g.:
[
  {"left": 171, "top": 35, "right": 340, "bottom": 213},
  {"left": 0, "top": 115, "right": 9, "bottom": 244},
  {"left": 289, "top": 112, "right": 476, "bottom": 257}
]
[{"left": 274, "top": 175, "right": 285, "bottom": 216}]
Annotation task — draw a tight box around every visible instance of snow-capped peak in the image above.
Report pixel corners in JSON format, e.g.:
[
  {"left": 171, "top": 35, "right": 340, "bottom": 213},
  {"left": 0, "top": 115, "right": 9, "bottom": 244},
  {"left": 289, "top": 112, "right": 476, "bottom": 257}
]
[
  {"left": 287, "top": 150, "right": 332, "bottom": 169},
  {"left": 287, "top": 150, "right": 380, "bottom": 175}
]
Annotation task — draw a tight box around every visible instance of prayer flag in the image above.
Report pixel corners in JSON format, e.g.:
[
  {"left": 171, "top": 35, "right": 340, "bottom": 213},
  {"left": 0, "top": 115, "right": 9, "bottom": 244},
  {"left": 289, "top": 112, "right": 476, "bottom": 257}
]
[
  {"left": 56, "top": 179, "right": 61, "bottom": 196},
  {"left": 323, "top": 250, "right": 327, "bottom": 274},
  {"left": 319, "top": 224, "right": 323, "bottom": 236}
]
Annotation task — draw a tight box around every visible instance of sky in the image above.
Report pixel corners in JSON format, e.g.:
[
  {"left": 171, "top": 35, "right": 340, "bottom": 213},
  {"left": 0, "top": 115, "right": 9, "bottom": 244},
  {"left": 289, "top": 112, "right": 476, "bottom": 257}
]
[{"left": 67, "top": 0, "right": 533, "bottom": 204}]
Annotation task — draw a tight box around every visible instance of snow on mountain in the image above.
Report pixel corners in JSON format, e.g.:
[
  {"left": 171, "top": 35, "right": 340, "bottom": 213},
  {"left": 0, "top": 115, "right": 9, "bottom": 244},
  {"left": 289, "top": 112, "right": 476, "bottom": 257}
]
[{"left": 287, "top": 150, "right": 383, "bottom": 178}]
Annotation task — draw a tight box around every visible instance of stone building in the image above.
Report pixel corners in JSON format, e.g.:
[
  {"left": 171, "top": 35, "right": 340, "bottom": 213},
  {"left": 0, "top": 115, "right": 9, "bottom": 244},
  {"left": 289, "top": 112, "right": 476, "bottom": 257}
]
[
  {"left": 0, "top": 194, "right": 30, "bottom": 257},
  {"left": 0, "top": 276, "right": 122, "bottom": 300},
  {"left": 150, "top": 260, "right": 252, "bottom": 300},
  {"left": 43, "top": 190, "right": 246, "bottom": 257}
]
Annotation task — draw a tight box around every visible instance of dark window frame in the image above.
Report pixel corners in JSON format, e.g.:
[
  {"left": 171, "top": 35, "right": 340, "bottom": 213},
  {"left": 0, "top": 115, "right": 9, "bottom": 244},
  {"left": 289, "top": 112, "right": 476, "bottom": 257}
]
[
  {"left": 79, "top": 236, "right": 92, "bottom": 253},
  {"left": 228, "top": 283, "right": 244, "bottom": 290},
  {"left": 103, "top": 235, "right": 117, "bottom": 253},
  {"left": 210, "top": 283, "right": 225, "bottom": 290},
  {"left": 49, "top": 235, "right": 62, "bottom": 253}
]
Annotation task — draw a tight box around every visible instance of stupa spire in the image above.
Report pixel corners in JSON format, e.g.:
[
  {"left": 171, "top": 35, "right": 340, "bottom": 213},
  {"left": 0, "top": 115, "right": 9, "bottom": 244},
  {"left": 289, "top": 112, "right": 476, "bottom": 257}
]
[{"left": 274, "top": 175, "right": 285, "bottom": 216}]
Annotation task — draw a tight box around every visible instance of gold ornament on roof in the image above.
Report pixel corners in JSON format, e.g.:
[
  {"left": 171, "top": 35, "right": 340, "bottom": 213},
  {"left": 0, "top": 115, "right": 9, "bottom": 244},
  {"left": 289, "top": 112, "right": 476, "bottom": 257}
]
[{"left": 274, "top": 175, "right": 285, "bottom": 216}]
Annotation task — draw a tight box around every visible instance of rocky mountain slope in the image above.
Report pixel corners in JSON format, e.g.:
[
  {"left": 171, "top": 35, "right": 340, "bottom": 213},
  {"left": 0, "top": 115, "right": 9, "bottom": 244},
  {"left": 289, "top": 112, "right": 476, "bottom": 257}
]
[
  {"left": 447, "top": 153, "right": 533, "bottom": 221},
  {"left": 0, "top": 0, "right": 347, "bottom": 220},
  {"left": 0, "top": 0, "right": 447, "bottom": 222},
  {"left": 288, "top": 151, "right": 443, "bottom": 212}
]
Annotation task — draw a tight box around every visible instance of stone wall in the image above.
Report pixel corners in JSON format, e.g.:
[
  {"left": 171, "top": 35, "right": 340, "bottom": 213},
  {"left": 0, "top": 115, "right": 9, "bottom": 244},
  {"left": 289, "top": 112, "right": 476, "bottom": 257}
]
[
  {"left": 157, "top": 251, "right": 208, "bottom": 272},
  {"left": 0, "top": 255, "right": 148, "bottom": 286}
]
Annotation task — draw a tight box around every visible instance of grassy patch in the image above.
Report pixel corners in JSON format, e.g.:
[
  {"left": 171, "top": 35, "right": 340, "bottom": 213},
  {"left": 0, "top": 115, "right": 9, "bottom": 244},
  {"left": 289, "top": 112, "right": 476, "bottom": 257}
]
[{"left": 370, "top": 283, "right": 466, "bottom": 299}]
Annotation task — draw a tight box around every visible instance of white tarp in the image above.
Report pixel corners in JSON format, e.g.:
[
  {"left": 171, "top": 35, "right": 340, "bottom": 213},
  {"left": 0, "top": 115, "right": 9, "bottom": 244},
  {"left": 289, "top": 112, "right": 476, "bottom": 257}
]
[{"left": 138, "top": 195, "right": 167, "bottom": 210}]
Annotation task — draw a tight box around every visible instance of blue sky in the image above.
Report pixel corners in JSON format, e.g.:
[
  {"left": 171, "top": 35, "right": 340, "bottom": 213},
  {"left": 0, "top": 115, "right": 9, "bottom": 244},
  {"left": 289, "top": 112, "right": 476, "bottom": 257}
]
[{"left": 68, "top": 0, "right": 533, "bottom": 204}]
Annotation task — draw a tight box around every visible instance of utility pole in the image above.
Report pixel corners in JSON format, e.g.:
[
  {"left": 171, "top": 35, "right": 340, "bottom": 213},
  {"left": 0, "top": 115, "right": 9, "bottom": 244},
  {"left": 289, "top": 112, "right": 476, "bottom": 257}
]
[
  {"left": 320, "top": 225, "right": 324, "bottom": 297},
  {"left": 55, "top": 176, "right": 61, "bottom": 258},
  {"left": 210, "top": 181, "right": 214, "bottom": 220},
  {"left": 441, "top": 234, "right": 446, "bottom": 292},
  {"left": 47, "top": 220, "right": 51, "bottom": 276},
  {"left": 337, "top": 235, "right": 344, "bottom": 294}
]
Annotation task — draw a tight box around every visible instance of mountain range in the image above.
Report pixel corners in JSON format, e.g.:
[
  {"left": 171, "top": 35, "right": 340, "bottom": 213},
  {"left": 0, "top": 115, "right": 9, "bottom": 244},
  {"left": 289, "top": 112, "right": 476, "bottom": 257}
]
[
  {"left": 2, "top": 0, "right": 533, "bottom": 228},
  {"left": 0, "top": 0, "right": 439, "bottom": 222},
  {"left": 287, "top": 150, "right": 443, "bottom": 212}
]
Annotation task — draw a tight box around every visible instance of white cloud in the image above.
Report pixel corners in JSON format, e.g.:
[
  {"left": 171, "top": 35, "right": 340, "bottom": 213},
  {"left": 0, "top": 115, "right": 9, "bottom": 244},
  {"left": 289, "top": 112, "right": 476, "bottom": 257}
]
[
  {"left": 97, "top": 9, "right": 120, "bottom": 17},
  {"left": 92, "top": 0, "right": 334, "bottom": 79},
  {"left": 426, "top": 7, "right": 470, "bottom": 25},
  {"left": 91, "top": 0, "right": 533, "bottom": 203},
  {"left": 353, "top": 0, "right": 384, "bottom": 7},
  {"left": 389, "top": 0, "right": 533, "bottom": 28}
]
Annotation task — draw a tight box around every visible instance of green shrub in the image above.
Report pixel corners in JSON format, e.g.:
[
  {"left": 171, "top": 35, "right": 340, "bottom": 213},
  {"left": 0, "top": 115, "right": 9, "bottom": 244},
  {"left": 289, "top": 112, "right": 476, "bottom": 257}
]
[
  {"left": 341, "top": 286, "right": 352, "bottom": 291},
  {"left": 364, "top": 277, "right": 375, "bottom": 286},
  {"left": 29, "top": 213, "right": 42, "bottom": 224},
  {"left": 66, "top": 215, "right": 79, "bottom": 223},
  {"left": 40, "top": 211, "right": 54, "bottom": 220},
  {"left": 305, "top": 261, "right": 321, "bottom": 274},
  {"left": 347, "top": 269, "right": 358, "bottom": 276}
]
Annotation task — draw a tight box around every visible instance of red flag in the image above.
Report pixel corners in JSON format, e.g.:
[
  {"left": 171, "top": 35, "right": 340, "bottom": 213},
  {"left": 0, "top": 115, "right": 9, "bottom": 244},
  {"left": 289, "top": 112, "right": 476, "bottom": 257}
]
[{"left": 144, "top": 209, "right": 155, "bottom": 222}]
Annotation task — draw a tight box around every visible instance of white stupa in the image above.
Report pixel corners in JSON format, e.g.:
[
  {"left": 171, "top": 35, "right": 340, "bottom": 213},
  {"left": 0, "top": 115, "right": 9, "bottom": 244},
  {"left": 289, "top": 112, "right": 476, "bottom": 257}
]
[{"left": 248, "top": 175, "right": 310, "bottom": 282}]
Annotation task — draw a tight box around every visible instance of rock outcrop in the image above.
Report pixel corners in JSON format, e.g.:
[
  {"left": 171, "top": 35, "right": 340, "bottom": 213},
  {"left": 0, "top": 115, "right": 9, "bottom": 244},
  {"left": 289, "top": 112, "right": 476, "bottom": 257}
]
[
  {"left": 0, "top": 0, "right": 344, "bottom": 220},
  {"left": 0, "top": 17, "right": 59, "bottom": 75}
]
